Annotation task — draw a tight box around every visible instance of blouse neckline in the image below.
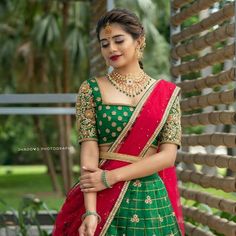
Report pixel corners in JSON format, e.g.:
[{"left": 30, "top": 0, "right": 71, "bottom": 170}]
[{"left": 93, "top": 76, "right": 157, "bottom": 108}]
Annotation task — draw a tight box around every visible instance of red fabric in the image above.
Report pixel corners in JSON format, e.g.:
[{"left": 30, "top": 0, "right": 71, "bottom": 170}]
[
  {"left": 52, "top": 80, "right": 184, "bottom": 236},
  {"left": 159, "top": 165, "right": 185, "bottom": 235}
]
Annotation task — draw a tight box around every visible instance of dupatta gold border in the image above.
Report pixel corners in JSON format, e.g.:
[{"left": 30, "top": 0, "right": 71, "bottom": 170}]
[
  {"left": 100, "top": 82, "right": 181, "bottom": 236},
  {"left": 140, "top": 86, "right": 181, "bottom": 156}
]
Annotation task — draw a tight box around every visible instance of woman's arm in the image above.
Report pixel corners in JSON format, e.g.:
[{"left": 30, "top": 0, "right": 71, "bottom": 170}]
[
  {"left": 80, "top": 140, "right": 99, "bottom": 211},
  {"left": 108, "top": 143, "right": 177, "bottom": 184}
]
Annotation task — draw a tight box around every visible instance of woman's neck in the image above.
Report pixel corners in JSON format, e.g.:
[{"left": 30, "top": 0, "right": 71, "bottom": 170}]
[{"left": 113, "top": 61, "right": 142, "bottom": 75}]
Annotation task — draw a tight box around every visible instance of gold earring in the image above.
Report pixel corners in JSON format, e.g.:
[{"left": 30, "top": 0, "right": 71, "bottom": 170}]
[
  {"left": 135, "top": 47, "right": 143, "bottom": 60},
  {"left": 135, "top": 36, "right": 146, "bottom": 60},
  {"left": 140, "top": 41, "right": 146, "bottom": 51}
]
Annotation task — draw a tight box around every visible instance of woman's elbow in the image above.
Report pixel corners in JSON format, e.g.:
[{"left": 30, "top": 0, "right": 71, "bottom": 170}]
[
  {"left": 159, "top": 143, "right": 178, "bottom": 167},
  {"left": 80, "top": 141, "right": 99, "bottom": 167}
]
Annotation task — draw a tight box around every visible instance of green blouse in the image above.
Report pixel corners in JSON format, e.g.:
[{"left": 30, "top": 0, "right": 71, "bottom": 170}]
[{"left": 76, "top": 78, "right": 182, "bottom": 149}]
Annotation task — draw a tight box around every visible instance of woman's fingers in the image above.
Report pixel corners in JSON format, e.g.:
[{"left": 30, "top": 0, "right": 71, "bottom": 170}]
[
  {"left": 80, "top": 174, "right": 90, "bottom": 181},
  {"left": 80, "top": 182, "right": 98, "bottom": 192},
  {"left": 80, "top": 173, "right": 98, "bottom": 185},
  {"left": 79, "top": 232, "right": 85, "bottom": 236},
  {"left": 86, "top": 229, "right": 93, "bottom": 236},
  {"left": 78, "top": 224, "right": 85, "bottom": 236},
  {"left": 80, "top": 183, "right": 92, "bottom": 189},
  {"left": 80, "top": 177, "right": 92, "bottom": 187},
  {"left": 85, "top": 224, "right": 96, "bottom": 236},
  {"left": 81, "top": 187, "right": 96, "bottom": 192}
]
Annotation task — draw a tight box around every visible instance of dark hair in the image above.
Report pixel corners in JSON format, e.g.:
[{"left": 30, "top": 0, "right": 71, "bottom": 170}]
[{"left": 96, "top": 8, "right": 145, "bottom": 69}]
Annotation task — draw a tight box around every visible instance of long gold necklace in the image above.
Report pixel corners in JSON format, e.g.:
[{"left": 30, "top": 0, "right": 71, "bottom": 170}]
[{"left": 106, "top": 70, "right": 152, "bottom": 97}]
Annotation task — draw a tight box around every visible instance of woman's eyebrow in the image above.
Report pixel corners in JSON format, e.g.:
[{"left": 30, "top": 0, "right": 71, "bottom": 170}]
[{"left": 100, "top": 34, "right": 125, "bottom": 42}]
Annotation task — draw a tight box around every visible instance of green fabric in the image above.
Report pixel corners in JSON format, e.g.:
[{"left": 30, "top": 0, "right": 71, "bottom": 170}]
[
  {"left": 87, "top": 78, "right": 159, "bottom": 147},
  {"left": 106, "top": 174, "right": 181, "bottom": 236}
]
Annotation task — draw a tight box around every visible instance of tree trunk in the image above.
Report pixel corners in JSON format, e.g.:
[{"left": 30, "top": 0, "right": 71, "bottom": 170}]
[
  {"left": 62, "top": 1, "right": 73, "bottom": 192},
  {"left": 33, "top": 116, "right": 61, "bottom": 193}
]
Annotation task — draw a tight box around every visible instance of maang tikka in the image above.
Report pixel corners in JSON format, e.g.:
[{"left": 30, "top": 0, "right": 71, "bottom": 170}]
[
  {"left": 103, "top": 22, "right": 112, "bottom": 68},
  {"left": 104, "top": 22, "right": 112, "bottom": 37}
]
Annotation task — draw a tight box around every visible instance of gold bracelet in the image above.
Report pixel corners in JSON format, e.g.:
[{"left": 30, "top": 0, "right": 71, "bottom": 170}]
[
  {"left": 81, "top": 211, "right": 101, "bottom": 223},
  {"left": 101, "top": 170, "right": 112, "bottom": 188}
]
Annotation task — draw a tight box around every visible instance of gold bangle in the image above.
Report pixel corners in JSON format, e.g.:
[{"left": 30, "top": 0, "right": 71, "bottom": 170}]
[
  {"left": 101, "top": 170, "right": 112, "bottom": 188},
  {"left": 81, "top": 211, "right": 101, "bottom": 223}
]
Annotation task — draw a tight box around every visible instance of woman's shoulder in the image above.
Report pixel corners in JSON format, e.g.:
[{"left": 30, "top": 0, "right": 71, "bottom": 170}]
[
  {"left": 86, "top": 76, "right": 107, "bottom": 86},
  {"left": 94, "top": 75, "right": 107, "bottom": 83},
  {"left": 78, "top": 76, "right": 101, "bottom": 88},
  {"left": 77, "top": 78, "right": 94, "bottom": 95},
  {"left": 77, "top": 76, "right": 106, "bottom": 97}
]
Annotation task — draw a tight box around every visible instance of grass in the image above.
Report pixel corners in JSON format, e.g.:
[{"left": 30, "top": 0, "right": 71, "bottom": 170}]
[
  {"left": 0, "top": 165, "right": 69, "bottom": 211},
  {"left": 0, "top": 165, "right": 47, "bottom": 175}
]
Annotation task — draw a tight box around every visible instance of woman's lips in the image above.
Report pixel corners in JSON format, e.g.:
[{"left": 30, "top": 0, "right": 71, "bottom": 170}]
[{"left": 110, "top": 55, "right": 121, "bottom": 61}]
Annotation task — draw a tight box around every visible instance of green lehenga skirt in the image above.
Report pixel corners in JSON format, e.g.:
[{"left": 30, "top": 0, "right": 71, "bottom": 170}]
[{"left": 106, "top": 173, "right": 181, "bottom": 236}]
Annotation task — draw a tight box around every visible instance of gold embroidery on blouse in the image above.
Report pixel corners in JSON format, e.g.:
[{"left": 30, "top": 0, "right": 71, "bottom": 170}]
[
  {"left": 76, "top": 80, "right": 98, "bottom": 143},
  {"left": 158, "top": 96, "right": 182, "bottom": 147}
]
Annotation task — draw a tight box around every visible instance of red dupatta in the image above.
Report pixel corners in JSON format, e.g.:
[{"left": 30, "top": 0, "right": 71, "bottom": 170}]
[{"left": 52, "top": 79, "right": 184, "bottom": 236}]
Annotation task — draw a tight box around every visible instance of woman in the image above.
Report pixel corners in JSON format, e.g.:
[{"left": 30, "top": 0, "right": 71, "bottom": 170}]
[{"left": 53, "top": 8, "right": 184, "bottom": 236}]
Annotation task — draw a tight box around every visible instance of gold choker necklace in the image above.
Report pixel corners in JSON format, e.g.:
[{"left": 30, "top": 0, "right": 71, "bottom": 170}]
[{"left": 107, "top": 71, "right": 152, "bottom": 97}]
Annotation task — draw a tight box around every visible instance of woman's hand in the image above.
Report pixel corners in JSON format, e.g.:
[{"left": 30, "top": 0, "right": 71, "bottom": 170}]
[
  {"left": 80, "top": 166, "right": 117, "bottom": 192},
  {"left": 78, "top": 215, "right": 98, "bottom": 236}
]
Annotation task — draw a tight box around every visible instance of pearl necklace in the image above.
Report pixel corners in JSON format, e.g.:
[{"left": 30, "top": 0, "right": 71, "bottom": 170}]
[{"left": 106, "top": 70, "right": 152, "bottom": 97}]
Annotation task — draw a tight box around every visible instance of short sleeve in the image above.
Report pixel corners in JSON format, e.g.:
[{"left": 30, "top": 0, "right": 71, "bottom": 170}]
[
  {"left": 75, "top": 80, "right": 98, "bottom": 144},
  {"left": 158, "top": 95, "right": 182, "bottom": 149}
]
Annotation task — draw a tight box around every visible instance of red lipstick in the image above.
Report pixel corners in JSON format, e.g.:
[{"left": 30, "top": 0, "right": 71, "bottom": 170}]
[{"left": 110, "top": 55, "right": 121, "bottom": 61}]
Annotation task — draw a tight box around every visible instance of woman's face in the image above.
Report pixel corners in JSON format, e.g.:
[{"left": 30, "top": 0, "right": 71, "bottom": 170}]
[{"left": 99, "top": 23, "right": 139, "bottom": 69}]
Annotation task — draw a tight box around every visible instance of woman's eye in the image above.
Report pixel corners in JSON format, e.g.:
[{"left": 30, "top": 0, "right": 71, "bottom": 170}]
[
  {"left": 116, "top": 40, "right": 124, "bottom": 44},
  {"left": 101, "top": 44, "right": 109, "bottom": 48},
  {"left": 101, "top": 40, "right": 124, "bottom": 48}
]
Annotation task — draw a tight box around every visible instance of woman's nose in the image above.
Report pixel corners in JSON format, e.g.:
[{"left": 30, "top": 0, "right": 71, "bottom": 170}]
[{"left": 108, "top": 42, "right": 117, "bottom": 52}]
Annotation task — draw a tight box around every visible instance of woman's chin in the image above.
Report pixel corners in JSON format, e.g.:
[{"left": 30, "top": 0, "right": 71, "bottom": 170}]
[{"left": 110, "top": 62, "right": 126, "bottom": 69}]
